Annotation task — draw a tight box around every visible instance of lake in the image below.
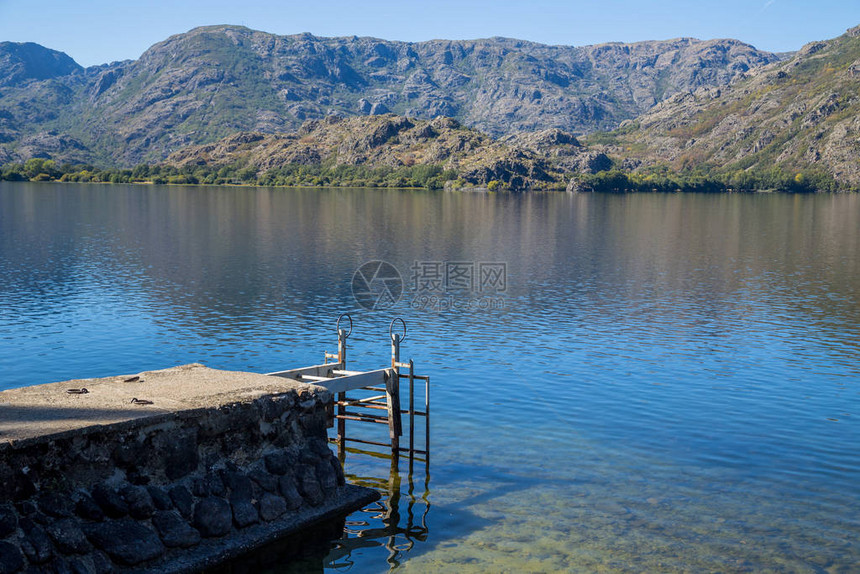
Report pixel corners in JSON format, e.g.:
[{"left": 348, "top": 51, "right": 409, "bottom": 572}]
[{"left": 1, "top": 182, "right": 858, "bottom": 572}]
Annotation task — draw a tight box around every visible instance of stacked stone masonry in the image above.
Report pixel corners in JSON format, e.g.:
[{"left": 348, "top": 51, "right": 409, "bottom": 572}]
[{"left": 0, "top": 380, "right": 377, "bottom": 573}]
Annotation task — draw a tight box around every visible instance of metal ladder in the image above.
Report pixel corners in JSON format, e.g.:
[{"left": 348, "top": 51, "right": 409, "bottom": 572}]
[{"left": 268, "top": 315, "right": 429, "bottom": 470}]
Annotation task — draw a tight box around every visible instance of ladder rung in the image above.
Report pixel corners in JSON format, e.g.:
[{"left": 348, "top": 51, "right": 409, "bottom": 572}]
[
  {"left": 324, "top": 352, "right": 339, "bottom": 359},
  {"left": 335, "top": 414, "right": 389, "bottom": 424},
  {"left": 335, "top": 401, "right": 428, "bottom": 417},
  {"left": 338, "top": 394, "right": 386, "bottom": 404},
  {"left": 344, "top": 400, "right": 388, "bottom": 408},
  {"left": 330, "top": 436, "right": 393, "bottom": 449},
  {"left": 363, "top": 402, "right": 427, "bottom": 416},
  {"left": 364, "top": 386, "right": 387, "bottom": 392},
  {"left": 337, "top": 402, "right": 387, "bottom": 411},
  {"left": 341, "top": 412, "right": 388, "bottom": 422},
  {"left": 394, "top": 361, "right": 411, "bottom": 369}
]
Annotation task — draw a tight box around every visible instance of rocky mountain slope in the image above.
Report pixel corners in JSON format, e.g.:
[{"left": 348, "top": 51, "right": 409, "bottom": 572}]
[
  {"left": 0, "top": 42, "right": 82, "bottom": 87},
  {"left": 0, "top": 25, "right": 778, "bottom": 167},
  {"left": 166, "top": 114, "right": 605, "bottom": 189},
  {"left": 603, "top": 25, "right": 860, "bottom": 186}
]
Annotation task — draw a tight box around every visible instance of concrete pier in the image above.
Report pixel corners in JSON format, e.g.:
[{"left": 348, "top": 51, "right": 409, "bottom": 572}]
[{"left": 0, "top": 364, "right": 379, "bottom": 573}]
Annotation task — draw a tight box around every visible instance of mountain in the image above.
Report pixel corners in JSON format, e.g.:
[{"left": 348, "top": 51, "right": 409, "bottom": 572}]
[
  {"left": 601, "top": 25, "right": 860, "bottom": 187},
  {"left": 0, "top": 26, "right": 778, "bottom": 167},
  {"left": 0, "top": 42, "right": 82, "bottom": 87},
  {"left": 165, "top": 114, "right": 605, "bottom": 190}
]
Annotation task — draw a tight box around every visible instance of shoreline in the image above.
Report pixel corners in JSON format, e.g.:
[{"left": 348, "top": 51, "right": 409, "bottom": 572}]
[{"left": 0, "top": 178, "right": 854, "bottom": 194}]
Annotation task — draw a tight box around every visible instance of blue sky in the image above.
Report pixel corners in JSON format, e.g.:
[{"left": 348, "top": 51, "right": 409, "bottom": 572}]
[{"left": 1, "top": 0, "right": 859, "bottom": 67}]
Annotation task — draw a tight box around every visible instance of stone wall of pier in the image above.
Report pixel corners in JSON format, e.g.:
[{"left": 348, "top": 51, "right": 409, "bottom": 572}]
[{"left": 0, "top": 385, "right": 376, "bottom": 573}]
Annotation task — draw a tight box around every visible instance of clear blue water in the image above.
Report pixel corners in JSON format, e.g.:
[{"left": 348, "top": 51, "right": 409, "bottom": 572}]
[{"left": 1, "top": 183, "right": 859, "bottom": 572}]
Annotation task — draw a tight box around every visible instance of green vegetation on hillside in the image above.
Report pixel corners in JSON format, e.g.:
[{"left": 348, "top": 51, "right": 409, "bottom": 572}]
[
  {"left": 0, "top": 158, "right": 458, "bottom": 189},
  {"left": 574, "top": 166, "right": 846, "bottom": 193},
  {"left": 4, "top": 157, "right": 850, "bottom": 193}
]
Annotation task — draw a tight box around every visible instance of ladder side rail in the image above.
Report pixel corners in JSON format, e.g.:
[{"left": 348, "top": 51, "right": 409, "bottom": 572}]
[
  {"left": 337, "top": 327, "right": 348, "bottom": 459},
  {"left": 388, "top": 333, "right": 403, "bottom": 454}
]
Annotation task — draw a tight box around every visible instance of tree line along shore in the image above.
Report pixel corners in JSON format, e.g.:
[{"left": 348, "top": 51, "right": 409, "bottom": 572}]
[{"left": 1, "top": 157, "right": 849, "bottom": 193}]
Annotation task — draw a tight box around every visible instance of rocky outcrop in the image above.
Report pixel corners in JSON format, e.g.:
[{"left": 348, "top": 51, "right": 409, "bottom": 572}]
[
  {"left": 166, "top": 114, "right": 608, "bottom": 189},
  {"left": 501, "top": 129, "right": 611, "bottom": 173},
  {"left": 169, "top": 115, "right": 485, "bottom": 170},
  {"left": 0, "top": 26, "right": 778, "bottom": 166}
]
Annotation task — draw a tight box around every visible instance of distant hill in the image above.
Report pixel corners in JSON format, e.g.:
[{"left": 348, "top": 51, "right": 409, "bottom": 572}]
[
  {"left": 0, "top": 25, "right": 778, "bottom": 167},
  {"left": 166, "top": 114, "right": 606, "bottom": 190},
  {"left": 601, "top": 25, "right": 860, "bottom": 187}
]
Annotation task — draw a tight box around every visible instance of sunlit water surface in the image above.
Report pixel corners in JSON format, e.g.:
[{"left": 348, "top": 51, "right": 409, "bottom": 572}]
[{"left": 1, "top": 183, "right": 858, "bottom": 572}]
